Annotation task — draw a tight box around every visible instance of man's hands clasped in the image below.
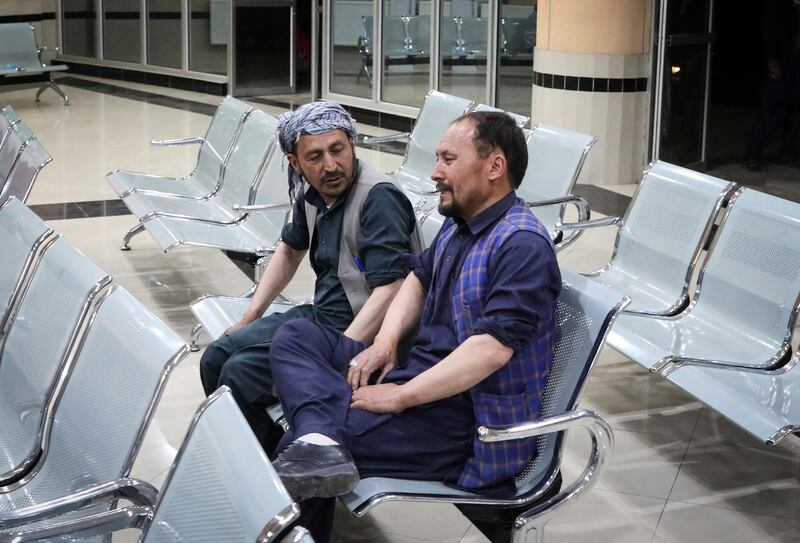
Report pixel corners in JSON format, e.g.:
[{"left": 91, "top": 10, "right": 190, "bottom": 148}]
[{"left": 347, "top": 338, "right": 409, "bottom": 414}]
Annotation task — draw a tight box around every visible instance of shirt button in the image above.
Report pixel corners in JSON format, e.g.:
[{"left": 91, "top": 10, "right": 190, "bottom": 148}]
[
  {"left": 446, "top": 255, "right": 452, "bottom": 263},
  {"left": 458, "top": 233, "right": 464, "bottom": 239},
  {"left": 321, "top": 238, "right": 326, "bottom": 245}
]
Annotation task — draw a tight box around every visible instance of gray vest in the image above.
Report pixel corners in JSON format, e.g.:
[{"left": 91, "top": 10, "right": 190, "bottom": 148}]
[{"left": 304, "top": 161, "right": 424, "bottom": 315}]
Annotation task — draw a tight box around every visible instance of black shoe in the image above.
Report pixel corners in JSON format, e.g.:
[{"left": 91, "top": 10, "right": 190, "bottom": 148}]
[{"left": 273, "top": 441, "right": 360, "bottom": 501}]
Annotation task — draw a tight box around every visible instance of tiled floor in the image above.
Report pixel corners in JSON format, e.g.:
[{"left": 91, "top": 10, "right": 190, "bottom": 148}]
[{"left": 2, "top": 77, "right": 800, "bottom": 543}]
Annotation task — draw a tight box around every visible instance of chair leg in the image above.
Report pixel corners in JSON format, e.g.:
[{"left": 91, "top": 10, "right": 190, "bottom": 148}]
[
  {"left": 35, "top": 75, "right": 70, "bottom": 106},
  {"left": 120, "top": 222, "right": 146, "bottom": 251},
  {"left": 189, "top": 323, "right": 204, "bottom": 352}
]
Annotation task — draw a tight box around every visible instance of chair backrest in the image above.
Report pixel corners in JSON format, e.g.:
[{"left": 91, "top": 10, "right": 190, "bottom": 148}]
[
  {"left": 142, "top": 388, "right": 299, "bottom": 543},
  {"left": 692, "top": 188, "right": 800, "bottom": 341},
  {"left": 0, "top": 105, "right": 20, "bottom": 151},
  {"left": 471, "top": 103, "right": 530, "bottom": 128},
  {"left": 0, "top": 137, "right": 52, "bottom": 205},
  {"left": 245, "top": 144, "right": 293, "bottom": 240},
  {"left": 0, "top": 122, "right": 35, "bottom": 184},
  {"left": 0, "top": 197, "right": 52, "bottom": 340},
  {"left": 194, "top": 97, "right": 253, "bottom": 192},
  {"left": 0, "top": 236, "right": 109, "bottom": 481},
  {"left": 9, "top": 286, "right": 187, "bottom": 507},
  {"left": 519, "top": 123, "right": 597, "bottom": 231},
  {"left": 513, "top": 270, "right": 628, "bottom": 495},
  {"left": 610, "top": 161, "right": 734, "bottom": 305},
  {"left": 0, "top": 23, "right": 44, "bottom": 70},
  {"left": 400, "top": 90, "right": 474, "bottom": 182},
  {"left": 218, "top": 109, "right": 279, "bottom": 208}
]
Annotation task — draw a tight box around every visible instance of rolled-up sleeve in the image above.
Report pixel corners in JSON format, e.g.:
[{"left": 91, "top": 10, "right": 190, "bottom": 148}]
[
  {"left": 280, "top": 194, "right": 310, "bottom": 251},
  {"left": 410, "top": 243, "right": 436, "bottom": 292},
  {"left": 358, "top": 183, "right": 418, "bottom": 288},
  {"left": 472, "top": 231, "right": 561, "bottom": 351}
]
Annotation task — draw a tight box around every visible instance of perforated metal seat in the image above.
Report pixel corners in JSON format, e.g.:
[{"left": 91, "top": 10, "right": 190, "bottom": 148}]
[
  {"left": 119, "top": 109, "right": 281, "bottom": 250},
  {"left": 609, "top": 188, "right": 800, "bottom": 375},
  {"left": 0, "top": 134, "right": 52, "bottom": 206},
  {"left": 190, "top": 296, "right": 296, "bottom": 342},
  {"left": 106, "top": 96, "right": 252, "bottom": 199},
  {"left": 0, "top": 23, "right": 69, "bottom": 105},
  {"left": 0, "top": 121, "right": 35, "bottom": 188},
  {"left": 0, "top": 236, "right": 110, "bottom": 487},
  {"left": 0, "top": 106, "right": 20, "bottom": 153},
  {"left": 0, "top": 198, "right": 53, "bottom": 347},
  {"left": 0, "top": 388, "right": 310, "bottom": 543},
  {"left": 340, "top": 270, "right": 629, "bottom": 543},
  {"left": 0, "top": 286, "right": 189, "bottom": 541},
  {"left": 415, "top": 123, "right": 597, "bottom": 248},
  {"left": 578, "top": 161, "right": 736, "bottom": 315}
]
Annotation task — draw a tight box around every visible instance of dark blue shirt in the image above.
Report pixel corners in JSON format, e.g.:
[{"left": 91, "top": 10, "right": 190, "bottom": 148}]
[
  {"left": 281, "top": 167, "right": 417, "bottom": 331},
  {"left": 399, "top": 191, "right": 561, "bottom": 377}
]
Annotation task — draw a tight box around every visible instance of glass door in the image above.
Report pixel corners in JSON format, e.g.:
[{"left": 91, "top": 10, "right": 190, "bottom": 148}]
[{"left": 652, "top": 0, "right": 714, "bottom": 167}]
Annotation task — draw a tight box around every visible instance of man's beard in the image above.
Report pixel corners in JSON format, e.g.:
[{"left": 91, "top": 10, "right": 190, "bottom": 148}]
[{"left": 436, "top": 182, "right": 461, "bottom": 217}]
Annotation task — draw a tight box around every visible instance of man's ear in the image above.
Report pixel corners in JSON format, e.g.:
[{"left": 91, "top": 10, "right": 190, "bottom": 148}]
[
  {"left": 487, "top": 152, "right": 507, "bottom": 183},
  {"left": 287, "top": 153, "right": 301, "bottom": 173}
]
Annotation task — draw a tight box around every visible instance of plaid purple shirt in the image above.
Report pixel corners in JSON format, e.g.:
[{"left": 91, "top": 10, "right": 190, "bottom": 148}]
[{"left": 430, "top": 199, "right": 557, "bottom": 488}]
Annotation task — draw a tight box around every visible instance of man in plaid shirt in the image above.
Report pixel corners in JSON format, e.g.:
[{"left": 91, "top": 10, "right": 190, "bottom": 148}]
[{"left": 269, "top": 111, "right": 561, "bottom": 542}]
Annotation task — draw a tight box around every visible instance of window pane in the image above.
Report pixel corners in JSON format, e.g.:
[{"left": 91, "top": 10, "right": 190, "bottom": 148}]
[
  {"left": 381, "top": 0, "right": 431, "bottom": 106},
  {"left": 496, "top": 0, "right": 535, "bottom": 117},
  {"left": 330, "top": 0, "right": 373, "bottom": 98},
  {"left": 62, "top": 0, "right": 97, "bottom": 57},
  {"left": 190, "top": 0, "right": 228, "bottom": 75},
  {"left": 104, "top": 0, "right": 142, "bottom": 63},
  {"left": 438, "top": 0, "right": 488, "bottom": 102},
  {"left": 148, "top": 0, "right": 182, "bottom": 69}
]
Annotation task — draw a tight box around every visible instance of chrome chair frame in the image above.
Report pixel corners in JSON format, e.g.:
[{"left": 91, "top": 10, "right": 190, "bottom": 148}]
[
  {"left": 0, "top": 106, "right": 21, "bottom": 152},
  {"left": 572, "top": 161, "right": 737, "bottom": 317},
  {"left": 0, "top": 136, "right": 53, "bottom": 206},
  {"left": 0, "top": 388, "right": 305, "bottom": 543},
  {"left": 0, "top": 23, "right": 69, "bottom": 106}
]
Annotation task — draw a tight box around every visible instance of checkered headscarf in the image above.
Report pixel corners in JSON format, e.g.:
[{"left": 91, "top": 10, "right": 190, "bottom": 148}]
[{"left": 277, "top": 101, "right": 357, "bottom": 200}]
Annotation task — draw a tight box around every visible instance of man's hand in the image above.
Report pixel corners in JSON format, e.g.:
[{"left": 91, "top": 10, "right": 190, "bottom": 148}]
[
  {"left": 347, "top": 338, "right": 397, "bottom": 390},
  {"left": 350, "top": 383, "right": 408, "bottom": 414},
  {"left": 223, "top": 318, "right": 251, "bottom": 337}
]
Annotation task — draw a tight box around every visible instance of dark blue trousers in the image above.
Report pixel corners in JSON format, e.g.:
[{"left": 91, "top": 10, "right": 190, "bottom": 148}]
[
  {"left": 199, "top": 304, "right": 315, "bottom": 452},
  {"left": 270, "top": 318, "right": 474, "bottom": 543}
]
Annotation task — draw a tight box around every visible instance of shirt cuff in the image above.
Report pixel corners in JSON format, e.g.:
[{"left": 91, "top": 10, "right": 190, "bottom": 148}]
[{"left": 472, "top": 316, "right": 533, "bottom": 352}]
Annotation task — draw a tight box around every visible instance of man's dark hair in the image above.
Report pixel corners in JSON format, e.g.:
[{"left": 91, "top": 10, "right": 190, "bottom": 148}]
[{"left": 454, "top": 111, "right": 528, "bottom": 189}]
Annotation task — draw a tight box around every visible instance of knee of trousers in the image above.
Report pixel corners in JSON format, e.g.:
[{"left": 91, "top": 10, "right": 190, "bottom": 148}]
[
  {"left": 199, "top": 339, "right": 229, "bottom": 377},
  {"left": 271, "top": 318, "right": 324, "bottom": 355}
]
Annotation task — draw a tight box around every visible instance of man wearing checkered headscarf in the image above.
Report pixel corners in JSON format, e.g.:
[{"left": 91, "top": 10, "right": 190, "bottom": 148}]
[{"left": 199, "top": 100, "right": 423, "bottom": 458}]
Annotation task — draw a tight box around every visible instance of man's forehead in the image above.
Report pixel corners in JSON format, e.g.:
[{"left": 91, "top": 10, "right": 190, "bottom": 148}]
[
  {"left": 296, "top": 129, "right": 350, "bottom": 151},
  {"left": 437, "top": 120, "right": 475, "bottom": 153}
]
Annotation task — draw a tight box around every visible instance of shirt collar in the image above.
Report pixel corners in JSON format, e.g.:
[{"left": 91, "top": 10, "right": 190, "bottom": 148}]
[{"left": 458, "top": 191, "right": 518, "bottom": 235}]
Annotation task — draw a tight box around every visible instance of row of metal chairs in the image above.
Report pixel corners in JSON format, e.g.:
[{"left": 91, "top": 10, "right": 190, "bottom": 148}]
[
  {"left": 0, "top": 197, "right": 311, "bottom": 542},
  {"left": 566, "top": 160, "right": 800, "bottom": 448},
  {"left": 0, "top": 105, "right": 52, "bottom": 207},
  {"left": 0, "top": 22, "right": 69, "bottom": 106}
]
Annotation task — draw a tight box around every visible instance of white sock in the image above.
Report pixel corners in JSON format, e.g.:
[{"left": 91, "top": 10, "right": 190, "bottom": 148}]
[{"left": 297, "top": 433, "right": 339, "bottom": 446}]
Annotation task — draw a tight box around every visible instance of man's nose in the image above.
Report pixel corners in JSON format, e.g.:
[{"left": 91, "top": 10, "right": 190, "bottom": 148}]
[{"left": 322, "top": 152, "right": 337, "bottom": 171}]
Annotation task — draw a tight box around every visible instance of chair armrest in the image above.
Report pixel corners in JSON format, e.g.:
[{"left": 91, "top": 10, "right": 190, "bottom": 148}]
[
  {"left": 233, "top": 202, "right": 294, "bottom": 213},
  {"left": 479, "top": 410, "right": 613, "bottom": 533},
  {"left": 0, "top": 478, "right": 157, "bottom": 529},
  {"left": 527, "top": 195, "right": 591, "bottom": 251},
  {"left": 0, "top": 506, "right": 152, "bottom": 543},
  {"left": 37, "top": 46, "right": 60, "bottom": 54},
  {"left": 279, "top": 526, "right": 314, "bottom": 543},
  {"left": 652, "top": 347, "right": 794, "bottom": 377},
  {"left": 556, "top": 215, "right": 621, "bottom": 232},
  {"left": 360, "top": 132, "right": 411, "bottom": 145},
  {"left": 151, "top": 137, "right": 205, "bottom": 146}
]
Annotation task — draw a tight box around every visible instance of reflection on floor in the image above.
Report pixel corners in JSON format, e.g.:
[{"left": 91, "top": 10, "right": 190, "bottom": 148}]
[{"left": 2, "top": 76, "right": 800, "bottom": 543}]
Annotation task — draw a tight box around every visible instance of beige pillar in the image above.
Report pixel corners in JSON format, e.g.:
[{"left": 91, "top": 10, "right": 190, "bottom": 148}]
[{"left": 532, "top": 0, "right": 653, "bottom": 186}]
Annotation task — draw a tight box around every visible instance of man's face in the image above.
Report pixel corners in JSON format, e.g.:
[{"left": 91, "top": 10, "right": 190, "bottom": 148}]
[
  {"left": 431, "top": 120, "right": 494, "bottom": 220},
  {"left": 288, "top": 129, "right": 357, "bottom": 206}
]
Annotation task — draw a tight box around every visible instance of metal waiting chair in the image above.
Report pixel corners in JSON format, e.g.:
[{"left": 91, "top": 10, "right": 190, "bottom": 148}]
[
  {"left": 119, "top": 109, "right": 279, "bottom": 249},
  {"left": 0, "top": 23, "right": 69, "bottom": 105},
  {"left": 0, "top": 106, "right": 20, "bottom": 152},
  {"left": 0, "top": 130, "right": 52, "bottom": 206},
  {"left": 339, "top": 270, "right": 629, "bottom": 543},
  {"left": 574, "top": 161, "right": 736, "bottom": 316},
  {"left": 609, "top": 187, "right": 800, "bottom": 375},
  {"left": 119, "top": 135, "right": 292, "bottom": 255},
  {"left": 190, "top": 296, "right": 296, "bottom": 344},
  {"left": 0, "top": 235, "right": 111, "bottom": 488},
  {"left": 471, "top": 103, "right": 530, "bottom": 128},
  {"left": 0, "top": 285, "right": 189, "bottom": 540},
  {"left": 414, "top": 122, "right": 598, "bottom": 249},
  {"left": 0, "top": 388, "right": 312, "bottom": 543},
  {"left": 0, "top": 120, "right": 35, "bottom": 187},
  {"left": 106, "top": 96, "right": 253, "bottom": 200},
  {"left": 0, "top": 197, "right": 54, "bottom": 346}
]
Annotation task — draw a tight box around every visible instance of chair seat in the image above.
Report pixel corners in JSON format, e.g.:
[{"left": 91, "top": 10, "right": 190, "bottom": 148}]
[
  {"left": 0, "top": 65, "right": 68, "bottom": 76},
  {"left": 122, "top": 191, "right": 237, "bottom": 223},
  {"left": 141, "top": 215, "right": 280, "bottom": 255},
  {"left": 190, "top": 296, "right": 295, "bottom": 340},
  {"left": 588, "top": 267, "right": 685, "bottom": 314},
  {"left": 666, "top": 363, "right": 800, "bottom": 444},
  {"left": 107, "top": 170, "right": 211, "bottom": 199},
  {"left": 607, "top": 310, "right": 784, "bottom": 371}
]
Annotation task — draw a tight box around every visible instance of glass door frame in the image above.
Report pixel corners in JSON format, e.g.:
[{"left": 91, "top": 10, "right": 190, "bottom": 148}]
[{"left": 650, "top": 0, "right": 715, "bottom": 168}]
